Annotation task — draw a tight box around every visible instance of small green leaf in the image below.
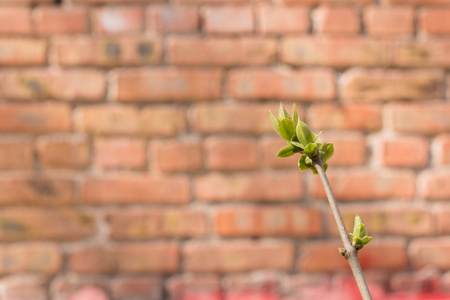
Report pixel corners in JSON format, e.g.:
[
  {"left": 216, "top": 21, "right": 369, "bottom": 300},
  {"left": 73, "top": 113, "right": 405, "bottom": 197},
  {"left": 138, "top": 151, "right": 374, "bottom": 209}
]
[
  {"left": 298, "top": 155, "right": 308, "bottom": 171},
  {"left": 296, "top": 119, "right": 314, "bottom": 146},
  {"left": 292, "top": 103, "right": 299, "bottom": 126},
  {"left": 320, "top": 143, "right": 334, "bottom": 161},
  {"left": 362, "top": 236, "right": 373, "bottom": 245},
  {"left": 268, "top": 110, "right": 279, "bottom": 134},
  {"left": 353, "top": 215, "right": 367, "bottom": 239},
  {"left": 291, "top": 141, "right": 304, "bottom": 149},
  {"left": 278, "top": 119, "right": 296, "bottom": 141},
  {"left": 277, "top": 145, "right": 297, "bottom": 157},
  {"left": 278, "top": 103, "right": 291, "bottom": 121},
  {"left": 304, "top": 143, "right": 318, "bottom": 158},
  {"left": 314, "top": 131, "right": 323, "bottom": 143},
  {"left": 323, "top": 162, "right": 328, "bottom": 172}
]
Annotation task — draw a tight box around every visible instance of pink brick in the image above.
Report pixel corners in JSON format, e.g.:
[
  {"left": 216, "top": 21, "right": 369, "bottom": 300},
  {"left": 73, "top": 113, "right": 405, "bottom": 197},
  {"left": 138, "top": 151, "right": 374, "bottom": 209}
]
[
  {"left": 92, "top": 6, "right": 143, "bottom": 35},
  {"left": 257, "top": 5, "right": 309, "bottom": 34},
  {"left": 147, "top": 6, "right": 199, "bottom": 33},
  {"left": 202, "top": 6, "right": 254, "bottom": 34}
]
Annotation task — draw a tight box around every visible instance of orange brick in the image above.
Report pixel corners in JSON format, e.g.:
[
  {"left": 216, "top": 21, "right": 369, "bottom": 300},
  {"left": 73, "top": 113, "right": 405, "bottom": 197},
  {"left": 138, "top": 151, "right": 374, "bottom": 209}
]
[
  {"left": 313, "top": 5, "right": 360, "bottom": 35},
  {"left": 384, "top": 0, "right": 450, "bottom": 3},
  {"left": 51, "top": 36, "right": 162, "bottom": 66},
  {"left": 204, "top": 137, "right": 258, "bottom": 171},
  {"left": 147, "top": 6, "right": 199, "bottom": 33},
  {"left": 166, "top": 275, "right": 221, "bottom": 300},
  {"left": 0, "top": 38, "right": 46, "bottom": 66},
  {"left": 410, "top": 237, "right": 450, "bottom": 270},
  {"left": 50, "top": 275, "right": 108, "bottom": 297},
  {"left": 183, "top": 240, "right": 294, "bottom": 272},
  {"left": 37, "top": 134, "right": 90, "bottom": 170},
  {"left": 94, "top": 138, "right": 146, "bottom": 170},
  {"left": 364, "top": 6, "right": 413, "bottom": 37},
  {"left": 111, "top": 277, "right": 162, "bottom": 299},
  {"left": 195, "top": 171, "right": 303, "bottom": 202},
  {"left": 434, "top": 134, "right": 450, "bottom": 165},
  {"left": 168, "top": 37, "right": 276, "bottom": 66},
  {"left": 260, "top": 137, "right": 300, "bottom": 169},
  {"left": 307, "top": 103, "right": 382, "bottom": 132},
  {"left": 0, "top": 69, "right": 105, "bottom": 101},
  {"left": 34, "top": 6, "right": 88, "bottom": 35},
  {"left": 111, "top": 69, "right": 222, "bottom": 102},
  {"left": 0, "top": 103, "right": 71, "bottom": 133},
  {"left": 394, "top": 40, "right": 450, "bottom": 67},
  {"left": 81, "top": 174, "right": 190, "bottom": 204},
  {"left": 227, "top": 68, "right": 335, "bottom": 101},
  {"left": 281, "top": 37, "right": 390, "bottom": 67},
  {"left": 0, "top": 275, "right": 48, "bottom": 300},
  {"left": 0, "top": 138, "right": 33, "bottom": 170},
  {"left": 202, "top": 6, "right": 254, "bottom": 34},
  {"left": 72, "top": 0, "right": 164, "bottom": 2},
  {"left": 376, "top": 136, "right": 429, "bottom": 168},
  {"left": 436, "top": 205, "right": 450, "bottom": 234},
  {"left": 320, "top": 132, "right": 367, "bottom": 166},
  {"left": 419, "top": 8, "right": 450, "bottom": 35},
  {"left": 420, "top": 170, "right": 450, "bottom": 201},
  {"left": 152, "top": 139, "right": 202, "bottom": 172},
  {"left": 0, "top": 7, "right": 31, "bottom": 34},
  {"left": 92, "top": 5, "right": 144, "bottom": 35},
  {"left": 107, "top": 209, "right": 207, "bottom": 239},
  {"left": 257, "top": 5, "right": 309, "bottom": 34},
  {"left": 214, "top": 206, "right": 321, "bottom": 237},
  {"left": 311, "top": 169, "right": 415, "bottom": 201},
  {"left": 282, "top": 0, "right": 374, "bottom": 3}
]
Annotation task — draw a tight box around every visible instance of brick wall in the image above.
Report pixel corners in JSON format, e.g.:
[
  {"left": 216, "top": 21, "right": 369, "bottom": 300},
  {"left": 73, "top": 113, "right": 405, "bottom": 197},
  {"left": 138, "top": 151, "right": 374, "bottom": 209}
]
[{"left": 1, "top": 0, "right": 450, "bottom": 299}]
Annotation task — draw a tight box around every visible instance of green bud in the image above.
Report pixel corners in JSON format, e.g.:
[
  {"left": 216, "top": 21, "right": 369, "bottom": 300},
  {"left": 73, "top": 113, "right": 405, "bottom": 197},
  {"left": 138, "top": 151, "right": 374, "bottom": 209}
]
[
  {"left": 339, "top": 248, "right": 347, "bottom": 256},
  {"left": 349, "top": 214, "right": 373, "bottom": 250}
]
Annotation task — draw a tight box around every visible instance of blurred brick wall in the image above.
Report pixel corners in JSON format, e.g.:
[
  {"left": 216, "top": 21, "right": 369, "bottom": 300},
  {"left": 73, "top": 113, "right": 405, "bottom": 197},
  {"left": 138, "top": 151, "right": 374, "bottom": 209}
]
[{"left": 1, "top": 0, "right": 450, "bottom": 299}]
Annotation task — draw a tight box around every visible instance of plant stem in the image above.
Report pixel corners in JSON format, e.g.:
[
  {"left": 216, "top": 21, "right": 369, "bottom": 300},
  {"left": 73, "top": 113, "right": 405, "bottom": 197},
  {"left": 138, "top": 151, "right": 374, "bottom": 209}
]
[{"left": 312, "top": 157, "right": 372, "bottom": 300}]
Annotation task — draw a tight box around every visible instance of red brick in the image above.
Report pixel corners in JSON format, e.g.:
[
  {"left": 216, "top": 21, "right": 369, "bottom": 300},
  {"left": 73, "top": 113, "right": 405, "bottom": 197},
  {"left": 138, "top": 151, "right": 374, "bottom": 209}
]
[
  {"left": 74, "top": 105, "right": 186, "bottom": 136},
  {"left": 147, "top": 6, "right": 198, "bottom": 33},
  {"left": 51, "top": 36, "right": 162, "bottom": 66},
  {"left": 92, "top": 6, "right": 143, "bottom": 35},
  {"left": 419, "top": 8, "right": 450, "bottom": 35},
  {"left": 0, "top": 208, "right": 94, "bottom": 241},
  {"left": 0, "top": 103, "right": 71, "bottom": 133},
  {"left": 364, "top": 6, "right": 413, "bottom": 37},
  {"left": 0, "top": 7, "right": 31, "bottom": 34},
  {"left": 257, "top": 5, "right": 309, "bottom": 34},
  {"left": 94, "top": 137, "right": 146, "bottom": 170},
  {"left": 0, "top": 243, "right": 61, "bottom": 275},
  {"left": 307, "top": 103, "right": 382, "bottom": 131},
  {"left": 0, "top": 69, "right": 105, "bottom": 101},
  {"left": 320, "top": 132, "right": 367, "bottom": 166},
  {"left": 50, "top": 275, "right": 109, "bottom": 299},
  {"left": 0, "top": 138, "right": 33, "bottom": 170},
  {"left": 214, "top": 206, "right": 321, "bottom": 237},
  {"left": 420, "top": 170, "right": 450, "bottom": 201},
  {"left": 312, "top": 5, "right": 360, "bottom": 35},
  {"left": 183, "top": 240, "right": 294, "bottom": 272},
  {"left": 435, "top": 205, "right": 450, "bottom": 234},
  {"left": 281, "top": 0, "right": 374, "bottom": 3},
  {"left": 81, "top": 174, "right": 190, "bottom": 204},
  {"left": 227, "top": 68, "right": 335, "bottom": 101},
  {"left": 37, "top": 134, "right": 89, "bottom": 170},
  {"left": 111, "top": 277, "right": 162, "bottom": 300},
  {"left": 394, "top": 40, "right": 450, "bottom": 67},
  {"left": 151, "top": 139, "right": 202, "bottom": 172},
  {"left": 0, "top": 174, "right": 74, "bottom": 205},
  {"left": 384, "top": 0, "right": 450, "bottom": 3},
  {"left": 340, "top": 68, "right": 444, "bottom": 101},
  {"left": 107, "top": 209, "right": 207, "bottom": 239},
  {"left": 388, "top": 103, "right": 450, "bottom": 134},
  {"left": 0, "top": 275, "right": 48, "bottom": 300},
  {"left": 34, "top": 6, "right": 88, "bottom": 35},
  {"left": 166, "top": 275, "right": 221, "bottom": 300},
  {"left": 298, "top": 239, "right": 407, "bottom": 272},
  {"left": 202, "top": 6, "right": 254, "bottom": 34},
  {"left": 281, "top": 37, "right": 390, "bottom": 67},
  {"left": 390, "top": 269, "right": 442, "bottom": 293},
  {"left": 0, "top": 38, "right": 46, "bottom": 66},
  {"left": 311, "top": 169, "right": 416, "bottom": 201},
  {"left": 168, "top": 37, "right": 276, "bottom": 66},
  {"left": 195, "top": 171, "right": 303, "bottom": 202},
  {"left": 204, "top": 137, "right": 258, "bottom": 171},
  {"left": 434, "top": 134, "right": 450, "bottom": 165},
  {"left": 410, "top": 237, "right": 450, "bottom": 270},
  {"left": 72, "top": 0, "right": 164, "bottom": 2},
  {"left": 111, "top": 69, "right": 222, "bottom": 102},
  {"left": 69, "top": 243, "right": 178, "bottom": 273},
  {"left": 260, "top": 136, "right": 300, "bottom": 169},
  {"left": 376, "top": 136, "right": 429, "bottom": 168}
]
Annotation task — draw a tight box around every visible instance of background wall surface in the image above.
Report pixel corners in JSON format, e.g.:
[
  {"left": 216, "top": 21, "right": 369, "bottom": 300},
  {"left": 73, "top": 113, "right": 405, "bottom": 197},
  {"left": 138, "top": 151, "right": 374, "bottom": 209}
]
[{"left": 0, "top": 0, "right": 450, "bottom": 299}]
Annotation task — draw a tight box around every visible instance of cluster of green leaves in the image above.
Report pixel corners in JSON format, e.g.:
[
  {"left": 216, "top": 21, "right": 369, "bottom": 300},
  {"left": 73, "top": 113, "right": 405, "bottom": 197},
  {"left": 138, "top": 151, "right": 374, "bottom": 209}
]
[
  {"left": 349, "top": 215, "right": 373, "bottom": 250},
  {"left": 268, "top": 103, "right": 334, "bottom": 174}
]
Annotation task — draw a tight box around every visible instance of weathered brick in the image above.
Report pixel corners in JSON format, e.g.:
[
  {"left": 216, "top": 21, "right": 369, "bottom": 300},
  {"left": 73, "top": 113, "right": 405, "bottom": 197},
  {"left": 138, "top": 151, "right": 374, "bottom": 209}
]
[
  {"left": 307, "top": 103, "right": 382, "bottom": 131},
  {"left": 195, "top": 171, "right": 303, "bottom": 202},
  {"left": 94, "top": 137, "right": 146, "bottom": 170},
  {"left": 227, "top": 68, "right": 335, "bottom": 101},
  {"left": 147, "top": 6, "right": 198, "bottom": 33},
  {"left": 298, "top": 239, "right": 407, "bottom": 272},
  {"left": 364, "top": 6, "right": 413, "bottom": 37},
  {"left": 202, "top": 6, "right": 254, "bottom": 34},
  {"left": 168, "top": 37, "right": 276, "bottom": 66},
  {"left": 81, "top": 174, "right": 190, "bottom": 204},
  {"left": 34, "top": 6, "right": 88, "bottom": 35},
  {"left": 375, "top": 136, "right": 429, "bottom": 167},
  {"left": 183, "top": 240, "right": 294, "bottom": 272},
  {"left": 214, "top": 206, "right": 321, "bottom": 237},
  {"left": 0, "top": 138, "right": 33, "bottom": 170},
  {"left": 257, "top": 5, "right": 309, "bottom": 34},
  {"left": 260, "top": 136, "right": 300, "bottom": 169},
  {"left": 204, "top": 137, "right": 258, "bottom": 171},
  {"left": 37, "top": 134, "right": 89, "bottom": 170},
  {"left": 0, "top": 275, "right": 48, "bottom": 300},
  {"left": 394, "top": 40, "right": 450, "bottom": 67},
  {"left": 0, "top": 208, "right": 94, "bottom": 241},
  {"left": 320, "top": 132, "right": 367, "bottom": 166},
  {"left": 92, "top": 5, "right": 143, "bottom": 35},
  {"left": 0, "top": 69, "right": 105, "bottom": 101},
  {"left": 311, "top": 169, "right": 416, "bottom": 201},
  {"left": 166, "top": 275, "right": 221, "bottom": 300},
  {"left": 0, "top": 7, "right": 31, "bottom": 34},
  {"left": 107, "top": 209, "right": 207, "bottom": 239},
  {"left": 111, "top": 69, "right": 222, "bottom": 102},
  {"left": 340, "top": 68, "right": 444, "bottom": 101},
  {"left": 0, "top": 38, "right": 46, "bottom": 66},
  {"left": 434, "top": 134, "right": 450, "bottom": 165},
  {"left": 312, "top": 5, "right": 360, "bottom": 35},
  {"left": 410, "top": 237, "right": 450, "bottom": 270},
  {"left": 390, "top": 269, "right": 442, "bottom": 293},
  {"left": 281, "top": 37, "right": 390, "bottom": 67},
  {"left": 69, "top": 243, "right": 178, "bottom": 273},
  {"left": 419, "top": 8, "right": 450, "bottom": 35},
  {"left": 151, "top": 139, "right": 202, "bottom": 172},
  {"left": 50, "top": 275, "right": 109, "bottom": 299},
  {"left": 111, "top": 277, "right": 162, "bottom": 300},
  {"left": 51, "top": 36, "right": 162, "bottom": 66},
  {"left": 420, "top": 170, "right": 450, "bottom": 201},
  {"left": 0, "top": 103, "right": 71, "bottom": 133}
]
